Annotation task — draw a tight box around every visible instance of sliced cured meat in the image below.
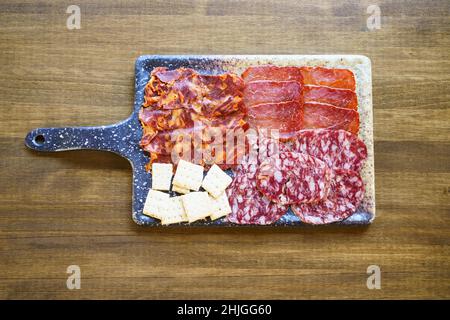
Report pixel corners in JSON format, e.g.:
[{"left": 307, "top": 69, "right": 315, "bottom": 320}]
[
  {"left": 257, "top": 134, "right": 293, "bottom": 162},
  {"left": 151, "top": 67, "right": 195, "bottom": 84},
  {"left": 142, "top": 131, "right": 174, "bottom": 155},
  {"left": 235, "top": 132, "right": 293, "bottom": 173},
  {"left": 256, "top": 152, "right": 331, "bottom": 205},
  {"left": 242, "top": 65, "right": 303, "bottom": 83},
  {"left": 142, "top": 112, "right": 249, "bottom": 169},
  {"left": 247, "top": 101, "right": 304, "bottom": 139},
  {"left": 145, "top": 153, "right": 173, "bottom": 172},
  {"left": 143, "top": 67, "right": 245, "bottom": 117},
  {"left": 196, "top": 73, "right": 245, "bottom": 116},
  {"left": 300, "top": 67, "right": 356, "bottom": 90},
  {"left": 143, "top": 67, "right": 196, "bottom": 107},
  {"left": 303, "top": 102, "right": 359, "bottom": 134},
  {"left": 243, "top": 81, "right": 303, "bottom": 107},
  {"left": 292, "top": 129, "right": 368, "bottom": 172},
  {"left": 291, "top": 169, "right": 364, "bottom": 224},
  {"left": 303, "top": 86, "right": 358, "bottom": 110},
  {"left": 199, "top": 110, "right": 248, "bottom": 133},
  {"left": 227, "top": 163, "right": 288, "bottom": 225},
  {"left": 140, "top": 125, "right": 158, "bottom": 148},
  {"left": 139, "top": 107, "right": 194, "bottom": 131},
  {"left": 140, "top": 67, "right": 248, "bottom": 171}
]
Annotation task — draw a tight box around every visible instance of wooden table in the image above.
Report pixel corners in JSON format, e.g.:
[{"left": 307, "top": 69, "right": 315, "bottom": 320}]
[{"left": 1, "top": 0, "right": 449, "bottom": 299}]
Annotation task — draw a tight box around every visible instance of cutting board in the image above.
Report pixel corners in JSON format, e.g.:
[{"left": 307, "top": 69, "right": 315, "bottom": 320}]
[{"left": 24, "top": 55, "right": 375, "bottom": 226}]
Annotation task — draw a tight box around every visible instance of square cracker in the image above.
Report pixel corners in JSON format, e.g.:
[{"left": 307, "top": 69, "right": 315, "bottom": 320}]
[
  {"left": 181, "top": 192, "right": 212, "bottom": 223},
  {"left": 201, "top": 164, "right": 232, "bottom": 198},
  {"left": 143, "top": 189, "right": 170, "bottom": 219},
  {"left": 209, "top": 192, "right": 232, "bottom": 220},
  {"left": 160, "top": 196, "right": 188, "bottom": 225},
  {"left": 172, "top": 184, "right": 190, "bottom": 194},
  {"left": 151, "top": 163, "right": 173, "bottom": 191},
  {"left": 172, "top": 159, "right": 204, "bottom": 191}
]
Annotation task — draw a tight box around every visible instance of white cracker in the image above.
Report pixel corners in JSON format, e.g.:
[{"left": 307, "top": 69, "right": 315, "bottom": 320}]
[
  {"left": 151, "top": 163, "right": 173, "bottom": 191},
  {"left": 172, "top": 159, "right": 204, "bottom": 191},
  {"left": 181, "top": 192, "right": 212, "bottom": 223},
  {"left": 201, "top": 164, "right": 233, "bottom": 198},
  {"left": 143, "top": 189, "right": 170, "bottom": 219},
  {"left": 160, "top": 196, "right": 188, "bottom": 225},
  {"left": 172, "top": 184, "right": 190, "bottom": 194},
  {"left": 209, "top": 192, "right": 232, "bottom": 220}
]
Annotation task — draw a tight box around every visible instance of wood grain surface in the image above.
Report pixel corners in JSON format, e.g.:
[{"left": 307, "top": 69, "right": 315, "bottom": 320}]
[{"left": 0, "top": 0, "right": 449, "bottom": 299}]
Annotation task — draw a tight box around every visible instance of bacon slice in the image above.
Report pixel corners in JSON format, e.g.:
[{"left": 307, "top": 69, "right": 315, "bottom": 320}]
[
  {"left": 303, "top": 102, "right": 359, "bottom": 134},
  {"left": 303, "top": 86, "right": 357, "bottom": 110},
  {"left": 247, "top": 101, "right": 303, "bottom": 138},
  {"left": 242, "top": 65, "right": 303, "bottom": 83},
  {"left": 300, "top": 67, "right": 356, "bottom": 90},
  {"left": 243, "top": 81, "right": 303, "bottom": 107}
]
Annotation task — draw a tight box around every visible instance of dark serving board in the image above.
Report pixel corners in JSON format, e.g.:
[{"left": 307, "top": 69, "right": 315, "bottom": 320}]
[{"left": 25, "top": 55, "right": 375, "bottom": 226}]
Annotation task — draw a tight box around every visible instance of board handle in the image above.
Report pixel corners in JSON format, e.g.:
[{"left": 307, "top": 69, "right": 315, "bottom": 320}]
[{"left": 24, "top": 117, "right": 140, "bottom": 158}]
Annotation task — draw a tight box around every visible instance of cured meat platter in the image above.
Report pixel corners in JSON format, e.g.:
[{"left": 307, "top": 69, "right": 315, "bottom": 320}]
[{"left": 25, "top": 55, "right": 375, "bottom": 226}]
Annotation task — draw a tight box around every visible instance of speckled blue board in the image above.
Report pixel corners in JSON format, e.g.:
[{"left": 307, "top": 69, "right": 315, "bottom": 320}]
[{"left": 25, "top": 55, "right": 375, "bottom": 226}]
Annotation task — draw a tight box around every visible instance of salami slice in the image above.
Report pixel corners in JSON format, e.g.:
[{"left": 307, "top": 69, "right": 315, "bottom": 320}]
[
  {"left": 257, "top": 134, "right": 293, "bottom": 161},
  {"left": 238, "top": 131, "right": 293, "bottom": 172},
  {"left": 299, "top": 67, "right": 356, "bottom": 90},
  {"left": 293, "top": 129, "right": 368, "bottom": 172},
  {"left": 291, "top": 169, "right": 364, "bottom": 224},
  {"left": 256, "top": 152, "right": 331, "bottom": 205},
  {"left": 303, "top": 86, "right": 358, "bottom": 110},
  {"left": 227, "top": 164, "right": 288, "bottom": 225},
  {"left": 243, "top": 81, "right": 303, "bottom": 107},
  {"left": 303, "top": 102, "right": 359, "bottom": 134},
  {"left": 242, "top": 65, "right": 303, "bottom": 83}
]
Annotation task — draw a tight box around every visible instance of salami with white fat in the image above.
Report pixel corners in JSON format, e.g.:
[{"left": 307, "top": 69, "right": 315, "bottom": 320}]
[
  {"left": 291, "top": 169, "right": 364, "bottom": 224},
  {"left": 227, "top": 161, "right": 288, "bottom": 225},
  {"left": 256, "top": 152, "right": 331, "bottom": 205},
  {"left": 293, "top": 129, "right": 367, "bottom": 172}
]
